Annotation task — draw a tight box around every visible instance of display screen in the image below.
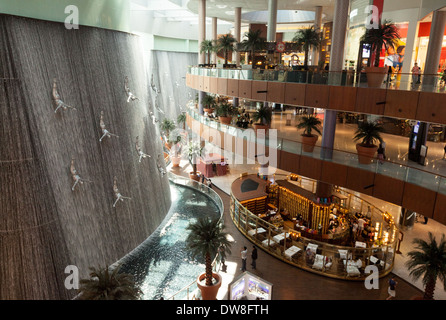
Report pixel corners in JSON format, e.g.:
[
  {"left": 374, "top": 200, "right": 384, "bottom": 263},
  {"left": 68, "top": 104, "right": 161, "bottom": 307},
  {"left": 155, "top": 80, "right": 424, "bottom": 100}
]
[
  {"left": 229, "top": 272, "right": 272, "bottom": 300},
  {"left": 413, "top": 121, "right": 420, "bottom": 134},
  {"left": 362, "top": 44, "right": 371, "bottom": 58}
]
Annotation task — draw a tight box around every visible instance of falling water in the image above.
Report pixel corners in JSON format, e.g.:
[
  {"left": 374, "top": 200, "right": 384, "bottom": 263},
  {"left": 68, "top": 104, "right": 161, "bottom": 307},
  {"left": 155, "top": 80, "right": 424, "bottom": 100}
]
[{"left": 0, "top": 14, "right": 171, "bottom": 299}]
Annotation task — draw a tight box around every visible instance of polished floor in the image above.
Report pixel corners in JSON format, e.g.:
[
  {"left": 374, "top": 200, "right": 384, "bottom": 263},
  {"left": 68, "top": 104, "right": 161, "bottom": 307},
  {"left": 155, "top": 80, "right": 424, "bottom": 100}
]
[{"left": 169, "top": 158, "right": 446, "bottom": 300}]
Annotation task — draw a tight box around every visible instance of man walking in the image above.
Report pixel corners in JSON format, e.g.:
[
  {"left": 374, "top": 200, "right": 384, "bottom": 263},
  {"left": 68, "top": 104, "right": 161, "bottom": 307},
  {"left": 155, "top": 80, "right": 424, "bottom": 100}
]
[
  {"left": 251, "top": 246, "right": 258, "bottom": 270},
  {"left": 240, "top": 246, "right": 248, "bottom": 272}
]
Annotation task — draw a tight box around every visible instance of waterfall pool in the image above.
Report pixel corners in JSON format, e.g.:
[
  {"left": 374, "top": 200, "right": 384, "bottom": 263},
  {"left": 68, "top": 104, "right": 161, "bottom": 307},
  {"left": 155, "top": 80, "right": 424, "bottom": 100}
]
[{"left": 119, "top": 181, "right": 221, "bottom": 300}]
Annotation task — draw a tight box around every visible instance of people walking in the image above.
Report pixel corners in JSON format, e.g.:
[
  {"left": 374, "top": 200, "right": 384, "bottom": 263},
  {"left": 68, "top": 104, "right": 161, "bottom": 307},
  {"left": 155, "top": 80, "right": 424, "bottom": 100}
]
[
  {"left": 251, "top": 246, "right": 258, "bottom": 270},
  {"left": 240, "top": 246, "right": 247, "bottom": 272},
  {"left": 386, "top": 277, "right": 398, "bottom": 300},
  {"left": 411, "top": 63, "right": 421, "bottom": 84}
]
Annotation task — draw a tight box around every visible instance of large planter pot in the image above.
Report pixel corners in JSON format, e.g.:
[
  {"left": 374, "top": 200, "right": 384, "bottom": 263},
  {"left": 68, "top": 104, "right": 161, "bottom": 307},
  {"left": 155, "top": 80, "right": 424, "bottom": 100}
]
[
  {"left": 171, "top": 156, "right": 181, "bottom": 167},
  {"left": 196, "top": 272, "right": 222, "bottom": 300},
  {"left": 219, "top": 116, "right": 232, "bottom": 125},
  {"left": 189, "top": 171, "right": 201, "bottom": 182},
  {"left": 253, "top": 123, "right": 270, "bottom": 134},
  {"left": 365, "top": 66, "right": 387, "bottom": 88},
  {"left": 356, "top": 144, "right": 378, "bottom": 164},
  {"left": 301, "top": 134, "right": 318, "bottom": 153}
]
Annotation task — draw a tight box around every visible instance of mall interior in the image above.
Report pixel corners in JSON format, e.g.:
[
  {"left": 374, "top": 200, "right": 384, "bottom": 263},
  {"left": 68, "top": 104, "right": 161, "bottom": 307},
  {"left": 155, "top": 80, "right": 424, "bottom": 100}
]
[{"left": 1, "top": 0, "right": 446, "bottom": 301}]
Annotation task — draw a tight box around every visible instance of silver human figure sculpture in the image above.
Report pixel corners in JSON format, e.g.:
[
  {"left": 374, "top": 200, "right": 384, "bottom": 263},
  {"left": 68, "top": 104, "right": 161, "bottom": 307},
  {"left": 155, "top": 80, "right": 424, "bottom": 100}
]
[
  {"left": 124, "top": 76, "right": 138, "bottom": 102},
  {"left": 53, "top": 78, "right": 76, "bottom": 113},
  {"left": 99, "top": 111, "right": 119, "bottom": 142},
  {"left": 70, "top": 158, "right": 91, "bottom": 191},
  {"left": 113, "top": 176, "right": 131, "bottom": 207},
  {"left": 135, "top": 136, "right": 151, "bottom": 162},
  {"left": 157, "top": 154, "right": 167, "bottom": 176},
  {"left": 150, "top": 74, "right": 161, "bottom": 94},
  {"left": 149, "top": 112, "right": 158, "bottom": 124}
]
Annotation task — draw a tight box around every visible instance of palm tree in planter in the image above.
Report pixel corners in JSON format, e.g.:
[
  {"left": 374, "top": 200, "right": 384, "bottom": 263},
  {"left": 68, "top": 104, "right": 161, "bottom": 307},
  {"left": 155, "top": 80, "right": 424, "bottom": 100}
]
[
  {"left": 252, "top": 105, "right": 272, "bottom": 133},
  {"left": 215, "top": 102, "right": 235, "bottom": 125},
  {"left": 77, "top": 265, "right": 142, "bottom": 300},
  {"left": 160, "top": 118, "right": 176, "bottom": 149},
  {"left": 169, "top": 129, "right": 184, "bottom": 168},
  {"left": 297, "top": 115, "right": 322, "bottom": 152},
  {"left": 200, "top": 39, "right": 215, "bottom": 65},
  {"left": 203, "top": 94, "right": 216, "bottom": 114},
  {"left": 292, "top": 26, "right": 321, "bottom": 70},
  {"left": 239, "top": 29, "right": 266, "bottom": 67},
  {"left": 405, "top": 232, "right": 446, "bottom": 300},
  {"left": 360, "top": 19, "right": 400, "bottom": 87},
  {"left": 187, "top": 140, "right": 203, "bottom": 181},
  {"left": 216, "top": 33, "right": 237, "bottom": 66},
  {"left": 177, "top": 112, "right": 187, "bottom": 130},
  {"left": 353, "top": 120, "right": 384, "bottom": 164},
  {"left": 185, "top": 216, "right": 232, "bottom": 300}
]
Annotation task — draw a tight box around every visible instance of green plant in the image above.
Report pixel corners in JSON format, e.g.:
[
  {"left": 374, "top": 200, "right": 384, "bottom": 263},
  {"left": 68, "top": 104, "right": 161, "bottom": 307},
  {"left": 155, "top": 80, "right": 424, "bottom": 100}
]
[
  {"left": 360, "top": 19, "right": 400, "bottom": 67},
  {"left": 239, "top": 29, "right": 266, "bottom": 65},
  {"left": 216, "top": 33, "right": 237, "bottom": 65},
  {"left": 187, "top": 141, "right": 203, "bottom": 175},
  {"left": 252, "top": 106, "right": 272, "bottom": 125},
  {"left": 177, "top": 113, "right": 186, "bottom": 129},
  {"left": 405, "top": 232, "right": 446, "bottom": 300},
  {"left": 160, "top": 118, "right": 176, "bottom": 137},
  {"left": 203, "top": 94, "right": 216, "bottom": 109},
  {"left": 215, "top": 102, "right": 235, "bottom": 118},
  {"left": 353, "top": 121, "right": 384, "bottom": 147},
  {"left": 185, "top": 217, "right": 232, "bottom": 286},
  {"left": 77, "top": 265, "right": 142, "bottom": 300},
  {"left": 297, "top": 115, "right": 322, "bottom": 137},
  {"left": 292, "top": 26, "right": 321, "bottom": 69},
  {"left": 200, "top": 39, "right": 216, "bottom": 65}
]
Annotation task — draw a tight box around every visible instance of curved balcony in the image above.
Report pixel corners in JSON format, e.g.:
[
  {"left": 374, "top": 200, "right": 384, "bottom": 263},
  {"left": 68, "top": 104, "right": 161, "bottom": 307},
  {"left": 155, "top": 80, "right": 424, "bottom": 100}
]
[
  {"left": 186, "top": 66, "right": 446, "bottom": 126},
  {"left": 186, "top": 106, "right": 446, "bottom": 225}
]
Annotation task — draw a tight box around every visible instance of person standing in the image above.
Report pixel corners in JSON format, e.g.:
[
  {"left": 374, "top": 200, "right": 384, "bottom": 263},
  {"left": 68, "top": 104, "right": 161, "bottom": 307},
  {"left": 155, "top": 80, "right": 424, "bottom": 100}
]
[
  {"left": 411, "top": 63, "right": 421, "bottom": 84},
  {"left": 386, "top": 277, "right": 398, "bottom": 300},
  {"left": 240, "top": 246, "right": 248, "bottom": 272},
  {"left": 251, "top": 246, "right": 258, "bottom": 270}
]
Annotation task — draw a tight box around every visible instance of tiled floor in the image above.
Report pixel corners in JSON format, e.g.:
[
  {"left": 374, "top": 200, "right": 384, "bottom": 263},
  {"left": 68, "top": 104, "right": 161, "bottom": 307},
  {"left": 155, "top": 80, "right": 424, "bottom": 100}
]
[{"left": 169, "top": 158, "right": 446, "bottom": 300}]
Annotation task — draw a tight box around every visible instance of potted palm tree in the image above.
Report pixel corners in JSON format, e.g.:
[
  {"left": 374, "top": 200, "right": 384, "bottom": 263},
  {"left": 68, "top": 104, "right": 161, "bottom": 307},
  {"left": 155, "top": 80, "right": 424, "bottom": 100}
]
[
  {"left": 252, "top": 105, "right": 272, "bottom": 132},
  {"left": 77, "top": 265, "right": 142, "bottom": 300},
  {"left": 360, "top": 19, "right": 400, "bottom": 87},
  {"left": 203, "top": 94, "right": 216, "bottom": 114},
  {"left": 292, "top": 26, "right": 321, "bottom": 70},
  {"left": 406, "top": 232, "right": 446, "bottom": 300},
  {"left": 187, "top": 140, "right": 203, "bottom": 181},
  {"left": 353, "top": 120, "right": 384, "bottom": 164},
  {"left": 215, "top": 102, "right": 235, "bottom": 125},
  {"left": 216, "top": 33, "right": 237, "bottom": 67},
  {"left": 297, "top": 115, "right": 322, "bottom": 152},
  {"left": 200, "top": 39, "right": 215, "bottom": 66},
  {"left": 185, "top": 216, "right": 232, "bottom": 300},
  {"left": 169, "top": 129, "right": 184, "bottom": 167},
  {"left": 239, "top": 29, "right": 266, "bottom": 68},
  {"left": 177, "top": 112, "right": 187, "bottom": 130},
  {"left": 160, "top": 118, "right": 176, "bottom": 149}
]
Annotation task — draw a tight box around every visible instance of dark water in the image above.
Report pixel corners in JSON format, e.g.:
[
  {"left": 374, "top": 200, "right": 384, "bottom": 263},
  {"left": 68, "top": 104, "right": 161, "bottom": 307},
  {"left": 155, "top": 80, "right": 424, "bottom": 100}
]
[{"left": 119, "top": 182, "right": 221, "bottom": 300}]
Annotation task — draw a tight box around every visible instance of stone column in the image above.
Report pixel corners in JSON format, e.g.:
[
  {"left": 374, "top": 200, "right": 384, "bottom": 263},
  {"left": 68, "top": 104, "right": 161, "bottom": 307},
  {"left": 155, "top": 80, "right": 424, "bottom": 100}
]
[
  {"left": 321, "top": 0, "right": 349, "bottom": 160},
  {"left": 267, "top": 0, "right": 278, "bottom": 42},
  {"left": 198, "top": 0, "right": 206, "bottom": 115},
  {"left": 422, "top": 10, "right": 446, "bottom": 91},
  {"left": 234, "top": 7, "right": 242, "bottom": 66},
  {"left": 312, "top": 6, "right": 323, "bottom": 68},
  {"left": 212, "top": 17, "right": 217, "bottom": 64}
]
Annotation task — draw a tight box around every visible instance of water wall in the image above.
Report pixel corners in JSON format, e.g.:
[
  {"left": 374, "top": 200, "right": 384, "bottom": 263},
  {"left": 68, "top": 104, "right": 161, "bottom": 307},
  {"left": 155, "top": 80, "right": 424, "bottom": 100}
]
[
  {"left": 150, "top": 50, "right": 197, "bottom": 122},
  {"left": 0, "top": 14, "right": 171, "bottom": 299}
]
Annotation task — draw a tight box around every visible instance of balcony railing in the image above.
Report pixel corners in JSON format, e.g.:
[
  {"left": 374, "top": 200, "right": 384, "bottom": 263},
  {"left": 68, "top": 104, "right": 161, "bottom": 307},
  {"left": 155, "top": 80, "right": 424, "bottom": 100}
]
[
  {"left": 187, "top": 106, "right": 446, "bottom": 196},
  {"left": 188, "top": 66, "right": 446, "bottom": 93}
]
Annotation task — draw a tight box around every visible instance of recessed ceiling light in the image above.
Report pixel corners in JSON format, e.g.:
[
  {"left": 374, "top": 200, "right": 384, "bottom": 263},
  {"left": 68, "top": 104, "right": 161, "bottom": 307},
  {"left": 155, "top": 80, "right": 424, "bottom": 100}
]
[
  {"left": 225, "top": 10, "right": 235, "bottom": 16},
  {"left": 216, "top": 5, "right": 227, "bottom": 9}
]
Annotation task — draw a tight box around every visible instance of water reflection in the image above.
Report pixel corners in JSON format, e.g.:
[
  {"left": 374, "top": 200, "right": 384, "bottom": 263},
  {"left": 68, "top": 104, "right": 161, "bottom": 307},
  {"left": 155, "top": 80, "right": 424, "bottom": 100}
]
[{"left": 119, "top": 182, "right": 220, "bottom": 300}]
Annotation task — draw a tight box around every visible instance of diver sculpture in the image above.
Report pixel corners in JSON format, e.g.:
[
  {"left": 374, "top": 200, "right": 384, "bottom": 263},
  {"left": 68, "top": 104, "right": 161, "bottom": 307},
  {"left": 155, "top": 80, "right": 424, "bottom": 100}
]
[
  {"left": 124, "top": 76, "right": 138, "bottom": 102},
  {"left": 53, "top": 78, "right": 76, "bottom": 113},
  {"left": 113, "top": 176, "right": 131, "bottom": 207},
  {"left": 157, "top": 154, "right": 167, "bottom": 176},
  {"left": 70, "top": 158, "right": 91, "bottom": 191},
  {"left": 135, "top": 136, "right": 151, "bottom": 163},
  {"left": 99, "top": 111, "right": 119, "bottom": 142}
]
